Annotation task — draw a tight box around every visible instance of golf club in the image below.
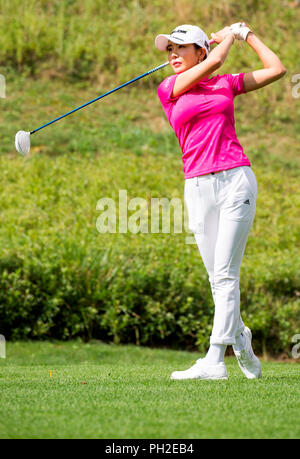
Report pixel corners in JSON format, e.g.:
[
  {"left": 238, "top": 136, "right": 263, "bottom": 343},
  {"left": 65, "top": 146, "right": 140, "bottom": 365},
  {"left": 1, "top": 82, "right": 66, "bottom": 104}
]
[{"left": 15, "top": 39, "right": 216, "bottom": 156}]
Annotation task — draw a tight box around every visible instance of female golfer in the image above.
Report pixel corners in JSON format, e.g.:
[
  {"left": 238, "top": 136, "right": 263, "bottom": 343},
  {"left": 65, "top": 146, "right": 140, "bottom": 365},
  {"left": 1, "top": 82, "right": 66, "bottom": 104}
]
[{"left": 155, "top": 23, "right": 286, "bottom": 380}]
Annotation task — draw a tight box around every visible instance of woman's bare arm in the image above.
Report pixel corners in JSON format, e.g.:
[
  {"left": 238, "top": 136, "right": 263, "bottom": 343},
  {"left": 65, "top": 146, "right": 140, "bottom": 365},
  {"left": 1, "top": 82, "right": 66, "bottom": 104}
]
[
  {"left": 172, "top": 32, "right": 235, "bottom": 98},
  {"left": 243, "top": 32, "right": 287, "bottom": 92}
]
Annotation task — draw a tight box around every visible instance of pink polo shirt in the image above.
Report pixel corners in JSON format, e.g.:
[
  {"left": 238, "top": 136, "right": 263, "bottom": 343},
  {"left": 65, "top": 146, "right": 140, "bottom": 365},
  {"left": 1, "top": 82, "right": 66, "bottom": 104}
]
[{"left": 157, "top": 73, "right": 250, "bottom": 179}]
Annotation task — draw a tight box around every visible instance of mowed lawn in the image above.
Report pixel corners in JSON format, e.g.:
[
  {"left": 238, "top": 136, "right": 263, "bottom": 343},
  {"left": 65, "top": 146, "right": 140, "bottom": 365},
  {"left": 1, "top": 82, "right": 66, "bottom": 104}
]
[{"left": 0, "top": 341, "right": 299, "bottom": 439}]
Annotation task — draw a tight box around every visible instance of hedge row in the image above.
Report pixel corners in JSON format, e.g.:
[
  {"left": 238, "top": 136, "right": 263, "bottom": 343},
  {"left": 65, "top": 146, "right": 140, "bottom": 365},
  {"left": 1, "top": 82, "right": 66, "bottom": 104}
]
[{"left": 0, "top": 243, "right": 299, "bottom": 356}]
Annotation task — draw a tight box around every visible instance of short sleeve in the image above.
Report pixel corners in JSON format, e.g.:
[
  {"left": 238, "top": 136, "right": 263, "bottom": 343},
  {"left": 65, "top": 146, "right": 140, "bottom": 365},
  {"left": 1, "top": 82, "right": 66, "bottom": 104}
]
[
  {"left": 225, "top": 73, "right": 246, "bottom": 97},
  {"left": 157, "top": 75, "right": 180, "bottom": 106}
]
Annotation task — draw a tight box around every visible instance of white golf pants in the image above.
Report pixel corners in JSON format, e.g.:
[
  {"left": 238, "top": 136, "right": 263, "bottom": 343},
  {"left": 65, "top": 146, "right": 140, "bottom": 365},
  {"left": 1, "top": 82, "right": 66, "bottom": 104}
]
[{"left": 184, "top": 166, "right": 257, "bottom": 346}]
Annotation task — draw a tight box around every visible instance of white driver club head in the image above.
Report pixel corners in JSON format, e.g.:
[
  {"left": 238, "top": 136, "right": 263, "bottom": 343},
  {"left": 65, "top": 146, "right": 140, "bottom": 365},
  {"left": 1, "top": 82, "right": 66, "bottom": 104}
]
[{"left": 15, "top": 130, "right": 31, "bottom": 156}]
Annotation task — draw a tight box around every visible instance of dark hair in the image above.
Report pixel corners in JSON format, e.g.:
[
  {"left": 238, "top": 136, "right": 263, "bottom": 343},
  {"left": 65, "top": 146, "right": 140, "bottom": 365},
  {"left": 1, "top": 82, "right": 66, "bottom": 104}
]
[{"left": 194, "top": 43, "right": 207, "bottom": 61}]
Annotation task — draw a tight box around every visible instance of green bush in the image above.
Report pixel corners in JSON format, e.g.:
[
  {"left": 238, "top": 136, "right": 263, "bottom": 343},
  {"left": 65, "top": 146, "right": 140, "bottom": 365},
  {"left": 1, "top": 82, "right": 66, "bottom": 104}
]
[{"left": 0, "top": 243, "right": 299, "bottom": 355}]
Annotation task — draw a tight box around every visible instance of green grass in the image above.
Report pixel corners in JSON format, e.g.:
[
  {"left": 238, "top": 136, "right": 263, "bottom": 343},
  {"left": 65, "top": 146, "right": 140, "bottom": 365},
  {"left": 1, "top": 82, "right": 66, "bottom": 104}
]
[
  {"left": 0, "top": 341, "right": 299, "bottom": 439},
  {"left": 0, "top": 2, "right": 299, "bottom": 438},
  {"left": 0, "top": 0, "right": 299, "bottom": 86}
]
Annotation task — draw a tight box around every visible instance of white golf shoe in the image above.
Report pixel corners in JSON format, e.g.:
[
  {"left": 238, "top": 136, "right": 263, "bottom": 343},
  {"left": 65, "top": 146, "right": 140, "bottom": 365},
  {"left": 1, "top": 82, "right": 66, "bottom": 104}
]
[
  {"left": 233, "top": 327, "right": 262, "bottom": 379},
  {"left": 170, "top": 358, "right": 228, "bottom": 380}
]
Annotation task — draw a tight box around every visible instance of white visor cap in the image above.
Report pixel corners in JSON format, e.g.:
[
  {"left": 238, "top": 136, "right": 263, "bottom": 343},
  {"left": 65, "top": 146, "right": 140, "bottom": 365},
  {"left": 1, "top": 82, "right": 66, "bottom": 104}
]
[{"left": 155, "top": 24, "right": 210, "bottom": 56}]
